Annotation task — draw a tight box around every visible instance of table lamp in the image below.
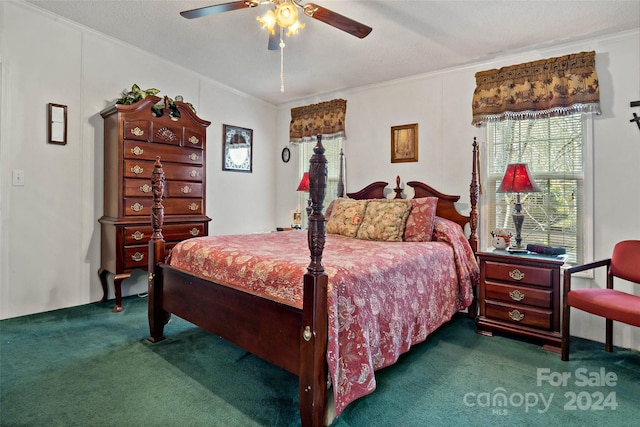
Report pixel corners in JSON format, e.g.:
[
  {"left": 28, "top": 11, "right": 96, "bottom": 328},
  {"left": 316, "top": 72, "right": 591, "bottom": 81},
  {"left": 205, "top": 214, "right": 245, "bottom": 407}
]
[{"left": 496, "top": 163, "right": 541, "bottom": 250}]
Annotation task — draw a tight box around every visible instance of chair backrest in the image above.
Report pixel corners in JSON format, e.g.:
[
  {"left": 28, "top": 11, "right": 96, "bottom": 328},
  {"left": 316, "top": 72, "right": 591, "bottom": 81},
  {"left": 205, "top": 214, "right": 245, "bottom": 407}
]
[{"left": 610, "top": 240, "right": 640, "bottom": 284}]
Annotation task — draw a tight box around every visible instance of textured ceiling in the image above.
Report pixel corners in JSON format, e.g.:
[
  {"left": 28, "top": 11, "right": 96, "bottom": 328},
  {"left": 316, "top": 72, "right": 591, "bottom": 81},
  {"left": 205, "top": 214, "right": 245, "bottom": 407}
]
[{"left": 26, "top": 0, "right": 640, "bottom": 106}]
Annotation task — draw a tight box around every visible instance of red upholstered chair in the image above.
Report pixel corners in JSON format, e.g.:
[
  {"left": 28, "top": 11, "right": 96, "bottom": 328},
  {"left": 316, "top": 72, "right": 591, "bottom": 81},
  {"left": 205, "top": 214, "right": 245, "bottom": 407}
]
[{"left": 561, "top": 240, "right": 640, "bottom": 361}]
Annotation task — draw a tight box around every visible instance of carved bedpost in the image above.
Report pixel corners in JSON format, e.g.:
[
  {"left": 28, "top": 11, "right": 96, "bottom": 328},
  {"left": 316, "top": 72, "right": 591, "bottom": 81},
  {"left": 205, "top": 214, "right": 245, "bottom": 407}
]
[
  {"left": 337, "top": 148, "right": 345, "bottom": 198},
  {"left": 469, "top": 138, "right": 479, "bottom": 253},
  {"left": 148, "top": 157, "right": 168, "bottom": 343},
  {"left": 300, "top": 135, "right": 329, "bottom": 427}
]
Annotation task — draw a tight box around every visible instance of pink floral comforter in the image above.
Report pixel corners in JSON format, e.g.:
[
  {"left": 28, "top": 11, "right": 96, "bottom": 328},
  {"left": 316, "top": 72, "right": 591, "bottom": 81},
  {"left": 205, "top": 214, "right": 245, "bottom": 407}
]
[{"left": 168, "top": 217, "right": 479, "bottom": 415}]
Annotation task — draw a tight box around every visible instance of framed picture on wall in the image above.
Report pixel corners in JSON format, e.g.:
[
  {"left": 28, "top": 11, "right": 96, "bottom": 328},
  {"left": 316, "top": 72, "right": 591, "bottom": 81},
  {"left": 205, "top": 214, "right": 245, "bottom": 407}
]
[
  {"left": 390, "top": 123, "right": 418, "bottom": 163},
  {"left": 223, "top": 124, "right": 253, "bottom": 172}
]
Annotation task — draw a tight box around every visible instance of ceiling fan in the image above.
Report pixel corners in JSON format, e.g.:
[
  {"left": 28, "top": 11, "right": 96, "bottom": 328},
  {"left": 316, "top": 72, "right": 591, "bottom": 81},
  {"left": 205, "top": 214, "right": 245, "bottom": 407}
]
[{"left": 180, "top": 0, "right": 372, "bottom": 50}]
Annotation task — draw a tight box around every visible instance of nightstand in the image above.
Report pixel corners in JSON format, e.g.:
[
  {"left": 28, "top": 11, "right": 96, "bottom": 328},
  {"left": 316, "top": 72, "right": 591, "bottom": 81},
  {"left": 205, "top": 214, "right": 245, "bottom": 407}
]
[{"left": 476, "top": 250, "right": 565, "bottom": 353}]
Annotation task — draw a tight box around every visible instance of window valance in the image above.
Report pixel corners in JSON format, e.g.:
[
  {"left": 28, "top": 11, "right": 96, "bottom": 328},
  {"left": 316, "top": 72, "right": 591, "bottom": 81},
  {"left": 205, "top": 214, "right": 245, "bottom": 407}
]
[
  {"left": 289, "top": 99, "right": 347, "bottom": 143},
  {"left": 471, "top": 51, "right": 601, "bottom": 126}
]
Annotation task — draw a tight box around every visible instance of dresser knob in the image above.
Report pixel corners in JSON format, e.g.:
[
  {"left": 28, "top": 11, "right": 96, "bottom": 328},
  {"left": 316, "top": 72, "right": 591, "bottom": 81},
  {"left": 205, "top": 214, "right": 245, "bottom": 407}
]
[
  {"left": 130, "top": 127, "right": 144, "bottom": 137},
  {"left": 190, "top": 228, "right": 200, "bottom": 236},
  {"left": 509, "top": 269, "right": 525, "bottom": 281},
  {"left": 131, "top": 202, "right": 144, "bottom": 212},
  {"left": 189, "top": 136, "right": 200, "bottom": 145},
  {"left": 131, "top": 146, "right": 144, "bottom": 156},
  {"left": 181, "top": 185, "right": 192, "bottom": 194},
  {"left": 131, "top": 231, "right": 144, "bottom": 241},
  {"left": 132, "top": 252, "right": 144, "bottom": 262},
  {"left": 509, "top": 289, "right": 525, "bottom": 301},
  {"left": 508, "top": 309, "right": 525, "bottom": 322},
  {"left": 188, "top": 203, "right": 199, "bottom": 211},
  {"left": 140, "top": 184, "right": 152, "bottom": 193},
  {"left": 189, "top": 153, "right": 200, "bottom": 161},
  {"left": 131, "top": 165, "right": 144, "bottom": 175},
  {"left": 190, "top": 170, "right": 199, "bottom": 178}
]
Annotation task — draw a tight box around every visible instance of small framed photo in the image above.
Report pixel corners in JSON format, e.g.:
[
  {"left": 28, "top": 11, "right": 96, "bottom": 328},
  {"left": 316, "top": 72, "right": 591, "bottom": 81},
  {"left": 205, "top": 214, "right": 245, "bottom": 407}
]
[
  {"left": 292, "top": 210, "right": 302, "bottom": 229},
  {"left": 223, "top": 124, "right": 253, "bottom": 172},
  {"left": 391, "top": 123, "right": 418, "bottom": 163}
]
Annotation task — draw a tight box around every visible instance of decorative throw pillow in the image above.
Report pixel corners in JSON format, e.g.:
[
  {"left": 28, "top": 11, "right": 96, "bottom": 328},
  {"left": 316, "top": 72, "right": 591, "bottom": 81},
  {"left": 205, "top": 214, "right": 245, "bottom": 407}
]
[
  {"left": 325, "top": 199, "right": 368, "bottom": 237},
  {"left": 403, "top": 197, "right": 438, "bottom": 242},
  {"left": 355, "top": 199, "right": 412, "bottom": 242}
]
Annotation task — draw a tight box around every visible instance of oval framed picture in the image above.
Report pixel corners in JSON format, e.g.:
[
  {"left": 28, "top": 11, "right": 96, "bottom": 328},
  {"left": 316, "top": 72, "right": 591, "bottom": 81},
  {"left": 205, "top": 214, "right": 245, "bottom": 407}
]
[{"left": 281, "top": 147, "right": 291, "bottom": 163}]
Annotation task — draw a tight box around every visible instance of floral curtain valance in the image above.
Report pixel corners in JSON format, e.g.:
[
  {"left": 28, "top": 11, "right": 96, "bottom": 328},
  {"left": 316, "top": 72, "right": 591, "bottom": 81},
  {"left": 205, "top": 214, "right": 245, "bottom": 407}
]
[
  {"left": 471, "top": 51, "right": 601, "bottom": 126},
  {"left": 289, "top": 99, "right": 347, "bottom": 143}
]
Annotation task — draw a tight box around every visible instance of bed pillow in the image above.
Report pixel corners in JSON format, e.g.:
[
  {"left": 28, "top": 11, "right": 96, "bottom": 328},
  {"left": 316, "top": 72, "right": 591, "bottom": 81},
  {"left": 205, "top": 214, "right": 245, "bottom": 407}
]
[
  {"left": 355, "top": 199, "right": 412, "bottom": 242},
  {"left": 325, "top": 199, "right": 368, "bottom": 237},
  {"left": 403, "top": 197, "right": 438, "bottom": 242},
  {"left": 324, "top": 198, "right": 337, "bottom": 220}
]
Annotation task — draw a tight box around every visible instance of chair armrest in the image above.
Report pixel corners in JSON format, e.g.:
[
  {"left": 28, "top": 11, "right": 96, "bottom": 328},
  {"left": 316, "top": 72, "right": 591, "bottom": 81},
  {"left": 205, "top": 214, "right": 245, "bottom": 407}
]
[{"left": 563, "top": 258, "right": 611, "bottom": 294}]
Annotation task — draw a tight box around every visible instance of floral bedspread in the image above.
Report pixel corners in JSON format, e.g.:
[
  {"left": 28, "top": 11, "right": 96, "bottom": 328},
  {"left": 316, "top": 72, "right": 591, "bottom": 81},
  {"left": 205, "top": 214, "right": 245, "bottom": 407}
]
[{"left": 168, "top": 217, "right": 479, "bottom": 415}]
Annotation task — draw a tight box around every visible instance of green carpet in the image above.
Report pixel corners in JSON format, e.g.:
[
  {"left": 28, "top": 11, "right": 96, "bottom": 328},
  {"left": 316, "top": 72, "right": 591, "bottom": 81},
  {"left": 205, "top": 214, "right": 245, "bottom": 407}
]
[{"left": 1, "top": 296, "right": 638, "bottom": 426}]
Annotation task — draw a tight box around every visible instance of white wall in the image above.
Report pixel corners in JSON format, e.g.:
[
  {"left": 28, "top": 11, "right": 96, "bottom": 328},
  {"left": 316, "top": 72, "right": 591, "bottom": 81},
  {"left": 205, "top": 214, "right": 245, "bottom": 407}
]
[
  {"left": 0, "top": 2, "right": 277, "bottom": 319},
  {"left": 275, "top": 31, "right": 640, "bottom": 351}
]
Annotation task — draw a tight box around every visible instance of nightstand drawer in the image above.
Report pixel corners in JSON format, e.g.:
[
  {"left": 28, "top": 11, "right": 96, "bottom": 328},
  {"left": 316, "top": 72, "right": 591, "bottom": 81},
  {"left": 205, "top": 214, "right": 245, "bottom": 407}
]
[
  {"left": 484, "top": 261, "right": 553, "bottom": 287},
  {"left": 485, "top": 300, "right": 552, "bottom": 330},
  {"left": 485, "top": 282, "right": 552, "bottom": 308}
]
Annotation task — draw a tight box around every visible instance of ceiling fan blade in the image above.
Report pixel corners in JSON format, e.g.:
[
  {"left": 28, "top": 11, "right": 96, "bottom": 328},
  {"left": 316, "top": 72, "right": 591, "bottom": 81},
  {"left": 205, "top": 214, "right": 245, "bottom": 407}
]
[
  {"left": 307, "top": 4, "right": 372, "bottom": 39},
  {"left": 268, "top": 24, "right": 281, "bottom": 50},
  {"left": 180, "top": 1, "right": 255, "bottom": 19}
]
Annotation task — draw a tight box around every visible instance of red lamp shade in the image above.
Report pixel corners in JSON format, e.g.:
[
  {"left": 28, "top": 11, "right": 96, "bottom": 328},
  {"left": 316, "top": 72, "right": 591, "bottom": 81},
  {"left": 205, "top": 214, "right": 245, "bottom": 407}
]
[
  {"left": 297, "top": 172, "right": 310, "bottom": 192},
  {"left": 497, "top": 163, "right": 541, "bottom": 194}
]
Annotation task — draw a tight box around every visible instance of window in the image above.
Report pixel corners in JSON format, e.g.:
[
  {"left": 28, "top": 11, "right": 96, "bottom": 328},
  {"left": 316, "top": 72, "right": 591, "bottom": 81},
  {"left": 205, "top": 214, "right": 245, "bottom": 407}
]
[
  {"left": 486, "top": 114, "right": 592, "bottom": 264},
  {"left": 298, "top": 138, "right": 343, "bottom": 224}
]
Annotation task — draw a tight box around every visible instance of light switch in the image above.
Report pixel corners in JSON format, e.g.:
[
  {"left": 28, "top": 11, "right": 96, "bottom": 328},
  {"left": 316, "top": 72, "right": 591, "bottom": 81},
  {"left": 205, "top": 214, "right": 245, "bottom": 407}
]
[{"left": 12, "top": 170, "right": 24, "bottom": 186}]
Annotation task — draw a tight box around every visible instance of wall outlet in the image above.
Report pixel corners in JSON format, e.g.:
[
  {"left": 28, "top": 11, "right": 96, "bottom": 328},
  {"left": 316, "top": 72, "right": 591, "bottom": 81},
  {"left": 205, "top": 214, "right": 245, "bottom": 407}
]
[{"left": 12, "top": 170, "right": 25, "bottom": 186}]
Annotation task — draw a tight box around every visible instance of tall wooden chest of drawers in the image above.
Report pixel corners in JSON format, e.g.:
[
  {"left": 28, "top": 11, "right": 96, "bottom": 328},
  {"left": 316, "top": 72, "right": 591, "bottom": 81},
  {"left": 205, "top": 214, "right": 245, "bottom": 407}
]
[
  {"left": 98, "top": 96, "right": 211, "bottom": 311},
  {"left": 476, "top": 251, "right": 565, "bottom": 353}
]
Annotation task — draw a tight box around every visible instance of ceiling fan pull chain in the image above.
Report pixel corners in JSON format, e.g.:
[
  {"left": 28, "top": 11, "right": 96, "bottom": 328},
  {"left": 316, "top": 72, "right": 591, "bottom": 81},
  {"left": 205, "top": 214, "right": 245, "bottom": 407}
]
[{"left": 280, "top": 26, "right": 285, "bottom": 92}]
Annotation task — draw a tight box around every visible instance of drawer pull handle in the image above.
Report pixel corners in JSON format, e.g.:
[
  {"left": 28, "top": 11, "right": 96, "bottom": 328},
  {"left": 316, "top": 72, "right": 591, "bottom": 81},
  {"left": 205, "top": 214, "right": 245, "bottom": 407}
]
[
  {"left": 189, "top": 136, "right": 200, "bottom": 145},
  {"left": 131, "top": 202, "right": 144, "bottom": 212},
  {"left": 130, "top": 127, "right": 144, "bottom": 137},
  {"left": 140, "top": 184, "right": 152, "bottom": 193},
  {"left": 188, "top": 203, "right": 199, "bottom": 211},
  {"left": 508, "top": 309, "right": 525, "bottom": 322},
  {"left": 131, "top": 165, "right": 144, "bottom": 175},
  {"left": 131, "top": 146, "right": 144, "bottom": 156},
  {"left": 181, "top": 185, "right": 192, "bottom": 194},
  {"left": 131, "top": 231, "right": 144, "bottom": 241},
  {"left": 190, "top": 170, "right": 199, "bottom": 178},
  {"left": 509, "top": 289, "right": 525, "bottom": 301},
  {"left": 189, "top": 153, "right": 200, "bottom": 161},
  {"left": 190, "top": 228, "right": 200, "bottom": 236},
  {"left": 131, "top": 252, "right": 144, "bottom": 262},
  {"left": 509, "top": 269, "right": 525, "bottom": 281}
]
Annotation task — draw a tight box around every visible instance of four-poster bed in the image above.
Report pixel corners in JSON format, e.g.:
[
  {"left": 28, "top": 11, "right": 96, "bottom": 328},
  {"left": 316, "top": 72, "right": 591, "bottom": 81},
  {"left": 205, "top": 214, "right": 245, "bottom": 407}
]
[{"left": 147, "top": 137, "right": 479, "bottom": 426}]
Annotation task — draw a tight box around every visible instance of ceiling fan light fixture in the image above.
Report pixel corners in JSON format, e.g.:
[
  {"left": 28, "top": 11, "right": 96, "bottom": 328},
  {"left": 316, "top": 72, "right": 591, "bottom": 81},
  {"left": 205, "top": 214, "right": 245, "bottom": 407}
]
[
  {"left": 256, "top": 9, "right": 277, "bottom": 34},
  {"left": 275, "top": 1, "right": 299, "bottom": 28},
  {"left": 286, "top": 20, "right": 305, "bottom": 36}
]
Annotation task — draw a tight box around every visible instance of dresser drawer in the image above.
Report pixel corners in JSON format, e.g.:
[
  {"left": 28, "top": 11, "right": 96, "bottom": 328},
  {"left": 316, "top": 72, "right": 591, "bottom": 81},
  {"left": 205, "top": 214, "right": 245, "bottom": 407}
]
[
  {"left": 123, "top": 245, "right": 147, "bottom": 269},
  {"left": 485, "top": 282, "right": 552, "bottom": 309},
  {"left": 484, "top": 260, "right": 553, "bottom": 288},
  {"left": 485, "top": 300, "right": 552, "bottom": 330},
  {"left": 166, "top": 181, "right": 203, "bottom": 198},
  {"left": 152, "top": 123, "right": 182, "bottom": 146},
  {"left": 124, "top": 160, "right": 203, "bottom": 182},
  {"left": 124, "top": 140, "right": 203, "bottom": 164},
  {"left": 123, "top": 223, "right": 206, "bottom": 245},
  {"left": 163, "top": 198, "right": 204, "bottom": 215},
  {"left": 123, "top": 120, "right": 151, "bottom": 142},
  {"left": 183, "top": 128, "right": 205, "bottom": 149}
]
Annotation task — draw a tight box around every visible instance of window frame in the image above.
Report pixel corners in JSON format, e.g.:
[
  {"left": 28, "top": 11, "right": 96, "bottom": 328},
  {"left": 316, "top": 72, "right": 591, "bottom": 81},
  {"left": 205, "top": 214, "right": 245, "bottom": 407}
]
[{"left": 481, "top": 114, "right": 594, "bottom": 269}]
